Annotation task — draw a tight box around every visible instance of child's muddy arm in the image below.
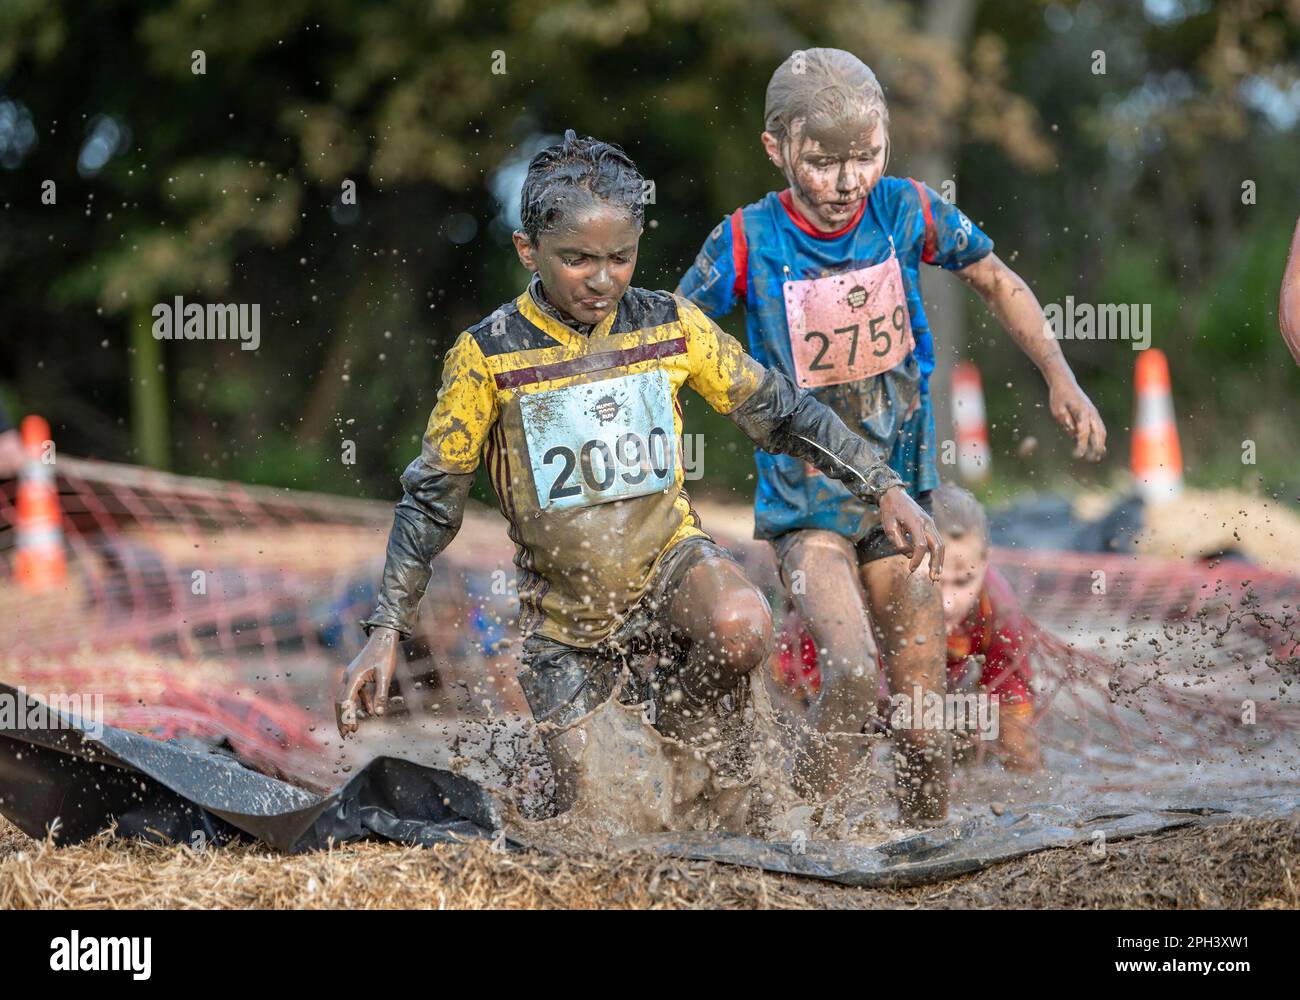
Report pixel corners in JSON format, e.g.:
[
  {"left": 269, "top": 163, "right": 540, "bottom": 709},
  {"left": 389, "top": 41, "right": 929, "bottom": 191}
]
[
  {"left": 340, "top": 457, "right": 473, "bottom": 733},
  {"left": 339, "top": 331, "right": 495, "bottom": 738},
  {"left": 360, "top": 456, "right": 474, "bottom": 639},
  {"left": 727, "top": 366, "right": 903, "bottom": 503},
  {"left": 339, "top": 458, "right": 471, "bottom": 738},
  {"left": 1280, "top": 215, "right": 1300, "bottom": 365},
  {"left": 956, "top": 253, "right": 1106, "bottom": 462},
  {"left": 360, "top": 331, "right": 497, "bottom": 638}
]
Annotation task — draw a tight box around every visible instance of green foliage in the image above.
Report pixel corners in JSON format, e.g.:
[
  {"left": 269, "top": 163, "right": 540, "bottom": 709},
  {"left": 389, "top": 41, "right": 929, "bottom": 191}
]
[{"left": 0, "top": 0, "right": 1296, "bottom": 501}]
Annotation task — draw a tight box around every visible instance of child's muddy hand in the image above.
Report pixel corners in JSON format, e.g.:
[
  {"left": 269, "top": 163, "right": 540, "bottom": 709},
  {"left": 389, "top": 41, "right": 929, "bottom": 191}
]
[
  {"left": 879, "top": 486, "right": 944, "bottom": 580},
  {"left": 335, "top": 627, "right": 400, "bottom": 738},
  {"left": 1049, "top": 379, "right": 1107, "bottom": 462}
]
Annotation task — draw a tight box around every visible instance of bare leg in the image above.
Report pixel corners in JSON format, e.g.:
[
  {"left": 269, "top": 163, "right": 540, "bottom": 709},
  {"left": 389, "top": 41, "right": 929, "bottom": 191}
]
[
  {"left": 862, "top": 553, "right": 951, "bottom": 824},
  {"left": 663, "top": 555, "right": 774, "bottom": 721},
  {"left": 776, "top": 530, "right": 879, "bottom": 798}
]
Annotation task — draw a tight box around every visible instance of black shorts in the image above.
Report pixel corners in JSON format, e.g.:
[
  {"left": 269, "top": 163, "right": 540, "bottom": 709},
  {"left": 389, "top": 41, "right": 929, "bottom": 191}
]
[
  {"left": 515, "top": 536, "right": 736, "bottom": 729},
  {"left": 771, "top": 489, "right": 935, "bottom": 567},
  {"left": 856, "top": 488, "right": 934, "bottom": 563}
]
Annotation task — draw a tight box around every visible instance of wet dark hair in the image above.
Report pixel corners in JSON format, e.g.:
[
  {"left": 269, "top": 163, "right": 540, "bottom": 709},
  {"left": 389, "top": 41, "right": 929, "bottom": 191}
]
[{"left": 518, "top": 129, "right": 645, "bottom": 245}]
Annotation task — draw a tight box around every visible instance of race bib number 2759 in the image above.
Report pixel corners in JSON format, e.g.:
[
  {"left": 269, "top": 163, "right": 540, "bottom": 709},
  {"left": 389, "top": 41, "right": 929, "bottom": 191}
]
[{"left": 518, "top": 370, "right": 678, "bottom": 511}]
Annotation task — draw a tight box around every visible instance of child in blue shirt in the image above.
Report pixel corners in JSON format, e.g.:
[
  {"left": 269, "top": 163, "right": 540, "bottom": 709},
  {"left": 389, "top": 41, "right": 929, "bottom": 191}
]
[{"left": 680, "top": 48, "right": 1105, "bottom": 824}]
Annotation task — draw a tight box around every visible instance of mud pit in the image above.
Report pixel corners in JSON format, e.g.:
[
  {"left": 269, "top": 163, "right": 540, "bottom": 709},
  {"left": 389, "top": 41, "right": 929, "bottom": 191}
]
[
  {"left": 2, "top": 599, "right": 1297, "bottom": 904},
  {"left": 328, "top": 684, "right": 807, "bottom": 843},
  {"left": 312, "top": 631, "right": 1300, "bottom": 869},
  {"left": 4, "top": 539, "right": 1297, "bottom": 904},
  {"left": 3, "top": 470, "right": 1298, "bottom": 905}
]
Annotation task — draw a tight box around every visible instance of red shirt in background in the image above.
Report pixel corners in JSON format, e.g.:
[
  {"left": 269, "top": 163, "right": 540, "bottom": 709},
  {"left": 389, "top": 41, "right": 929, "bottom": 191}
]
[
  {"left": 775, "top": 564, "right": 1035, "bottom": 706},
  {"left": 945, "top": 564, "right": 1033, "bottom": 705}
]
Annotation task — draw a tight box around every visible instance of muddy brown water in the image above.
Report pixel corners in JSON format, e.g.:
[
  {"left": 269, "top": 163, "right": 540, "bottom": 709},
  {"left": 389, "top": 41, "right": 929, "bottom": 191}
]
[{"left": 283, "top": 620, "right": 1299, "bottom": 856}]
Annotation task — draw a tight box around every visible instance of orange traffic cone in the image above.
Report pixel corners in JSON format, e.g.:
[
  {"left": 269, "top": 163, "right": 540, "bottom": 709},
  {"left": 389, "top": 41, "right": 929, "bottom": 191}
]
[
  {"left": 952, "top": 361, "right": 991, "bottom": 484},
  {"left": 14, "top": 414, "right": 66, "bottom": 591},
  {"left": 1131, "top": 349, "right": 1183, "bottom": 502}
]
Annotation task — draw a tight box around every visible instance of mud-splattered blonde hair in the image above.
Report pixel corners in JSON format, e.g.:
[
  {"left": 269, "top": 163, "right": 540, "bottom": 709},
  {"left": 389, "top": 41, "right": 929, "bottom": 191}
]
[
  {"left": 931, "top": 481, "right": 989, "bottom": 549},
  {"left": 764, "top": 48, "right": 890, "bottom": 159}
]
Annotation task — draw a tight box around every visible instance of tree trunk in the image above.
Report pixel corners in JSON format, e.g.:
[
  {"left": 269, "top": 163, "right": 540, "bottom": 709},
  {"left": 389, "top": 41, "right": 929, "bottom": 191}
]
[
  {"left": 131, "top": 301, "right": 170, "bottom": 469},
  {"left": 914, "top": 0, "right": 978, "bottom": 458}
]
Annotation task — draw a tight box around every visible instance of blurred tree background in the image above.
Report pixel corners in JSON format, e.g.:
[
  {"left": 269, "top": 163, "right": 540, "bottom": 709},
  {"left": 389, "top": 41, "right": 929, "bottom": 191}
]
[{"left": 1, "top": 0, "right": 1297, "bottom": 509}]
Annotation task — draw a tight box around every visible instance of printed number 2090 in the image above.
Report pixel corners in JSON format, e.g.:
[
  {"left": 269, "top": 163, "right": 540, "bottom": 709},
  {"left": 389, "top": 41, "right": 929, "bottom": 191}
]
[{"left": 542, "top": 426, "right": 672, "bottom": 504}]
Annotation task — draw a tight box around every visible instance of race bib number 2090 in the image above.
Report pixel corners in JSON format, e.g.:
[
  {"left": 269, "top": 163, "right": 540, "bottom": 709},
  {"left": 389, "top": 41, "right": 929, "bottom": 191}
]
[{"left": 518, "top": 370, "right": 678, "bottom": 510}]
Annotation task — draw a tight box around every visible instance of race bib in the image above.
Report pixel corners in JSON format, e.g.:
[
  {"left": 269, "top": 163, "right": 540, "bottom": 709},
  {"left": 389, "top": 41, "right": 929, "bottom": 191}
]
[
  {"left": 519, "top": 370, "right": 678, "bottom": 510},
  {"left": 783, "top": 255, "right": 915, "bottom": 389}
]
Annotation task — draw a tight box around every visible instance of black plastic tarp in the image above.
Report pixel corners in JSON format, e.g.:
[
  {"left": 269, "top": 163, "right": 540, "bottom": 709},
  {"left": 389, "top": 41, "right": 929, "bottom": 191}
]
[
  {"left": 617, "top": 794, "right": 1300, "bottom": 887},
  {"left": 3, "top": 683, "right": 1297, "bottom": 887},
  {"left": 0, "top": 682, "right": 502, "bottom": 853}
]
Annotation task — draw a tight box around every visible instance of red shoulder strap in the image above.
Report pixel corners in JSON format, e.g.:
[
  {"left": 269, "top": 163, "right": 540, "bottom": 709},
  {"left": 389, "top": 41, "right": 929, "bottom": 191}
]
[
  {"left": 729, "top": 207, "right": 748, "bottom": 304},
  {"left": 908, "top": 177, "right": 938, "bottom": 265}
]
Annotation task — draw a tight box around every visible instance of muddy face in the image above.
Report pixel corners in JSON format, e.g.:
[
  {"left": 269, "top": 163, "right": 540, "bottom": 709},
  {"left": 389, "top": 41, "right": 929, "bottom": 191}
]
[
  {"left": 939, "top": 534, "right": 988, "bottom": 633},
  {"left": 513, "top": 201, "right": 640, "bottom": 327},
  {"left": 762, "top": 119, "right": 887, "bottom": 232}
]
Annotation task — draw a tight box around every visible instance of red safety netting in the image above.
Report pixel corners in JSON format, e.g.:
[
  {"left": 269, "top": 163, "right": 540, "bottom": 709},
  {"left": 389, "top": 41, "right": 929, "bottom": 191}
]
[
  {"left": 2, "top": 457, "right": 1297, "bottom": 790},
  {"left": 0, "top": 456, "right": 525, "bottom": 781},
  {"left": 992, "top": 546, "right": 1299, "bottom": 784}
]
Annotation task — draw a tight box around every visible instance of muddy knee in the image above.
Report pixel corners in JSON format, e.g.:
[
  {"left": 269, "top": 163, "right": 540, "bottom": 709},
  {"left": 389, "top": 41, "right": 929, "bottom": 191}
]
[{"left": 698, "top": 593, "right": 773, "bottom": 681}]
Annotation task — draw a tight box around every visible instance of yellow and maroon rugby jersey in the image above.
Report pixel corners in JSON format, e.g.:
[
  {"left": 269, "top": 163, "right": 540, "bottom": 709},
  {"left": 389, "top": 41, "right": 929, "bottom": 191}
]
[{"left": 422, "top": 285, "right": 764, "bottom": 647}]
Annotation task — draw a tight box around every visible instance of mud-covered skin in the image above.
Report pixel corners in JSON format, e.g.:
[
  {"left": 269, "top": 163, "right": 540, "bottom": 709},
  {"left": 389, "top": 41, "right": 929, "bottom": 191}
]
[
  {"left": 777, "top": 539, "right": 948, "bottom": 823},
  {"left": 775, "top": 529, "right": 881, "bottom": 794},
  {"left": 1281, "top": 215, "right": 1300, "bottom": 365},
  {"left": 762, "top": 48, "right": 891, "bottom": 233},
  {"left": 527, "top": 272, "right": 594, "bottom": 336},
  {"left": 864, "top": 554, "right": 951, "bottom": 825},
  {"left": 663, "top": 549, "right": 773, "bottom": 714},
  {"left": 513, "top": 210, "right": 637, "bottom": 329},
  {"left": 763, "top": 119, "right": 887, "bottom": 235},
  {"left": 955, "top": 256, "right": 1106, "bottom": 462},
  {"left": 336, "top": 626, "right": 399, "bottom": 736}
]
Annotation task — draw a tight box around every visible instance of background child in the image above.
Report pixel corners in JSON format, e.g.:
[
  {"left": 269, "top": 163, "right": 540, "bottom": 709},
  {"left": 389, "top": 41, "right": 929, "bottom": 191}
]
[
  {"left": 681, "top": 48, "right": 1100, "bottom": 821},
  {"left": 774, "top": 481, "right": 1039, "bottom": 773},
  {"left": 929, "top": 482, "right": 1038, "bottom": 772}
]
